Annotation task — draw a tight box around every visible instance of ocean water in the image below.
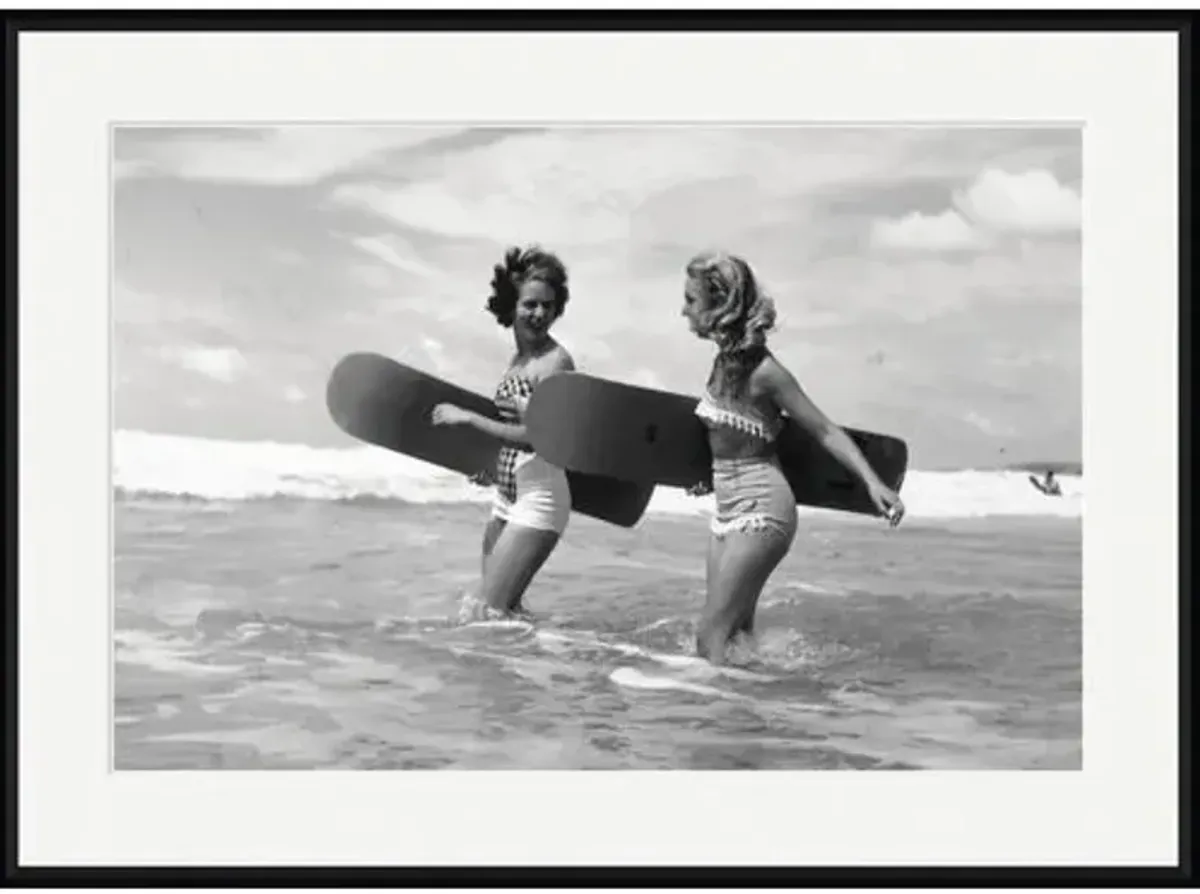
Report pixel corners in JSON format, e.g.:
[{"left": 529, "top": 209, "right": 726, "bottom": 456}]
[{"left": 114, "top": 431, "right": 1082, "bottom": 770}]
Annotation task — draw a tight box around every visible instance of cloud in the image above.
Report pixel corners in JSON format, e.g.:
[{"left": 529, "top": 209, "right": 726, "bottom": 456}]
[
  {"left": 350, "top": 234, "right": 442, "bottom": 281},
  {"left": 870, "top": 209, "right": 984, "bottom": 252},
  {"left": 114, "top": 126, "right": 465, "bottom": 186},
  {"left": 330, "top": 128, "right": 919, "bottom": 247},
  {"left": 267, "top": 247, "right": 307, "bottom": 266},
  {"left": 417, "top": 336, "right": 461, "bottom": 378},
  {"left": 347, "top": 263, "right": 395, "bottom": 291},
  {"left": 953, "top": 168, "right": 1081, "bottom": 234},
  {"left": 869, "top": 167, "right": 1080, "bottom": 255},
  {"left": 812, "top": 238, "right": 1080, "bottom": 325},
  {"left": 159, "top": 345, "right": 248, "bottom": 382}
]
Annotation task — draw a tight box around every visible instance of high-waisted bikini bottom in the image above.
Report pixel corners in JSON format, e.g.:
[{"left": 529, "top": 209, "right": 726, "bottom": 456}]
[{"left": 710, "top": 455, "right": 798, "bottom": 543}]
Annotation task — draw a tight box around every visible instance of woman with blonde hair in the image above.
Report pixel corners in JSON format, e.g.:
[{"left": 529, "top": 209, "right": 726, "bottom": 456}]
[{"left": 681, "top": 251, "right": 905, "bottom": 663}]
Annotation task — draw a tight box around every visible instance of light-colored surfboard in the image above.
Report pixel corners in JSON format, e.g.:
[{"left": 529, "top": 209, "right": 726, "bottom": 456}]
[
  {"left": 525, "top": 372, "right": 908, "bottom": 517},
  {"left": 326, "top": 353, "right": 655, "bottom": 528}
]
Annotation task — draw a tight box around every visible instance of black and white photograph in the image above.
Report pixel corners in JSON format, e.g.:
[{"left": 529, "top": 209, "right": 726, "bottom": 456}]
[
  {"left": 113, "top": 123, "right": 1084, "bottom": 771},
  {"left": 13, "top": 18, "right": 1184, "bottom": 874}
]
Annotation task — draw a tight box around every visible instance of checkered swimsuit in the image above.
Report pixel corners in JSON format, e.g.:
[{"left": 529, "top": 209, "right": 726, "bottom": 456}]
[{"left": 493, "top": 373, "right": 536, "bottom": 504}]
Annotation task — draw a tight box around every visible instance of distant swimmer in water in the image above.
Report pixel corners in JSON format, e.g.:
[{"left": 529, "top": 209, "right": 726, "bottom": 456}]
[
  {"left": 680, "top": 251, "right": 905, "bottom": 666},
  {"left": 1029, "top": 470, "right": 1062, "bottom": 497},
  {"left": 431, "top": 245, "right": 576, "bottom": 621}
]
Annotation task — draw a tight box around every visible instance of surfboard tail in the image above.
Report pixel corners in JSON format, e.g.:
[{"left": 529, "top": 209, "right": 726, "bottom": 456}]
[{"left": 327, "top": 353, "right": 656, "bottom": 528}]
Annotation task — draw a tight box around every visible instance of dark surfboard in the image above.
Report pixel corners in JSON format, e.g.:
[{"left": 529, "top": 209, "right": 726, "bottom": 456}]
[
  {"left": 326, "top": 353, "right": 655, "bottom": 528},
  {"left": 526, "top": 372, "right": 908, "bottom": 517}
]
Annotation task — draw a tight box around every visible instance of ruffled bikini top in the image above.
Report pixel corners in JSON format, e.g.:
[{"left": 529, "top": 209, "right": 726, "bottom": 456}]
[
  {"left": 694, "top": 389, "right": 785, "bottom": 445},
  {"left": 694, "top": 347, "right": 785, "bottom": 446}
]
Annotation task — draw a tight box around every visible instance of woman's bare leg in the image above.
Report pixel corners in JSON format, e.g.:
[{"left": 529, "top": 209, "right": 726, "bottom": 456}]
[
  {"left": 696, "top": 531, "right": 790, "bottom": 664},
  {"left": 479, "top": 522, "right": 560, "bottom": 614}
]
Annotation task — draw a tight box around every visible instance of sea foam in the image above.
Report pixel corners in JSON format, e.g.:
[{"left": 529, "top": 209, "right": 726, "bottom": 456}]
[{"left": 114, "top": 430, "right": 1082, "bottom": 519}]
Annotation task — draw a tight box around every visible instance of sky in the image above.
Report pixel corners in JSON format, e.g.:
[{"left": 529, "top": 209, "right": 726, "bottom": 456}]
[{"left": 113, "top": 125, "right": 1082, "bottom": 470}]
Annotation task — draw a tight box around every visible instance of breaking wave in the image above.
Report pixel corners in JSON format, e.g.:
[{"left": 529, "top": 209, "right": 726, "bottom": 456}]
[{"left": 114, "top": 430, "right": 1082, "bottom": 519}]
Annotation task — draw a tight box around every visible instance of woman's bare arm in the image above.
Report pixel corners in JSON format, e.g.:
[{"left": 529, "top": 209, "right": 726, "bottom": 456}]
[
  {"left": 757, "top": 356, "right": 887, "bottom": 492},
  {"left": 437, "top": 345, "right": 575, "bottom": 448}
]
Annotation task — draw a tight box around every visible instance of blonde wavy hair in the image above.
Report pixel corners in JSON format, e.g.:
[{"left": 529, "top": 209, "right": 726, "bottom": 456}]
[{"left": 685, "top": 250, "right": 777, "bottom": 354}]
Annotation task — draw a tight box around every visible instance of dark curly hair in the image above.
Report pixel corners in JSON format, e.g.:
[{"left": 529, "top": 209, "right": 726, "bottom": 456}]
[{"left": 486, "top": 245, "right": 570, "bottom": 328}]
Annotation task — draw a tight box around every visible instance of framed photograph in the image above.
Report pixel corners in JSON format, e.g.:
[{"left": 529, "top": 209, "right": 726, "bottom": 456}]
[{"left": 9, "top": 10, "right": 1190, "bottom": 884}]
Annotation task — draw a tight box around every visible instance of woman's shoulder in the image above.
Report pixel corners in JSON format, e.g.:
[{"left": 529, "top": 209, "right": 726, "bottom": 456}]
[
  {"left": 535, "top": 342, "right": 576, "bottom": 377},
  {"left": 747, "top": 348, "right": 793, "bottom": 394},
  {"left": 556, "top": 344, "right": 577, "bottom": 372}
]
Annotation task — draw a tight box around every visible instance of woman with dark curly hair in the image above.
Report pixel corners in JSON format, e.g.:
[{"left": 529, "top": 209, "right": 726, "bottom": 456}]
[
  {"left": 681, "top": 251, "right": 905, "bottom": 663},
  {"left": 431, "top": 245, "right": 576, "bottom": 619}
]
